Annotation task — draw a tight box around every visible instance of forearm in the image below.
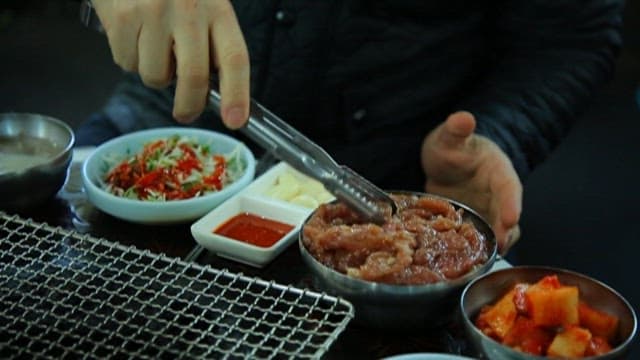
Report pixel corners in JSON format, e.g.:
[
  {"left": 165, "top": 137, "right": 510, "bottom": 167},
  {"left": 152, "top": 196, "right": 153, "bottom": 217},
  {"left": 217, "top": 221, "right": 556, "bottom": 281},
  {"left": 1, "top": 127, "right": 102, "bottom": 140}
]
[{"left": 76, "top": 73, "right": 177, "bottom": 146}]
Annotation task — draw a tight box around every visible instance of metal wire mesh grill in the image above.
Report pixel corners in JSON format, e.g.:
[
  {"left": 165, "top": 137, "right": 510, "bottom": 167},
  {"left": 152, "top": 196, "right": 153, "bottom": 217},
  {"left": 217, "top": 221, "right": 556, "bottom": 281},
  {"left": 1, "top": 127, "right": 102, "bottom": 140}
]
[{"left": 0, "top": 212, "right": 354, "bottom": 359}]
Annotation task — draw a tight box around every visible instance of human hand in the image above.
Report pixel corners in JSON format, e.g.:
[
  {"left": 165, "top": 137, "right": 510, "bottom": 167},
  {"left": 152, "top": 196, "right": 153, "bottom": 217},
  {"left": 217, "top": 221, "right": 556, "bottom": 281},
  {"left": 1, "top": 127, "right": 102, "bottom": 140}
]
[
  {"left": 92, "top": 0, "right": 250, "bottom": 128},
  {"left": 420, "top": 111, "right": 523, "bottom": 254}
]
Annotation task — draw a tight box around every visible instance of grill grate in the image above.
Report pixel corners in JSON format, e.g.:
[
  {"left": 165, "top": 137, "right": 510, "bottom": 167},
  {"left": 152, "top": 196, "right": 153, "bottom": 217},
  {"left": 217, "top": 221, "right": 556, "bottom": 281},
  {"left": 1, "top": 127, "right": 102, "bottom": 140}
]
[{"left": 0, "top": 212, "right": 353, "bottom": 359}]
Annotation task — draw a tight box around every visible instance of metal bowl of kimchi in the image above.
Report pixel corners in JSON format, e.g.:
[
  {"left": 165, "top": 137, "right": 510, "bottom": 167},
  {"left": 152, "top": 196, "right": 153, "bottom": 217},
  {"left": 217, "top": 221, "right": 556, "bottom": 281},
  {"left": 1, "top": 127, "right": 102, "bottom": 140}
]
[
  {"left": 81, "top": 127, "right": 255, "bottom": 224},
  {"left": 299, "top": 191, "right": 497, "bottom": 330},
  {"left": 1, "top": 113, "right": 75, "bottom": 211},
  {"left": 460, "top": 266, "right": 637, "bottom": 359}
]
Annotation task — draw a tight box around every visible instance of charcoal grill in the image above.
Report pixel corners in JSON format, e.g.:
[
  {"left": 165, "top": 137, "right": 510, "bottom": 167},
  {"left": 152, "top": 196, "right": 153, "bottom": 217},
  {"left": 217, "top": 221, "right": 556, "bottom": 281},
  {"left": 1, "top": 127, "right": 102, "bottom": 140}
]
[{"left": 0, "top": 212, "right": 353, "bottom": 359}]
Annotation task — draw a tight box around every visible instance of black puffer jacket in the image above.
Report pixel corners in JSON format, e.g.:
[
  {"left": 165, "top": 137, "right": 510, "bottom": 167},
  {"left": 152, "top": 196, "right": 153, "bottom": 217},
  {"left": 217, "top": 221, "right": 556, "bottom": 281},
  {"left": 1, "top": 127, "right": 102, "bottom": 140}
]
[{"left": 78, "top": 0, "right": 624, "bottom": 191}]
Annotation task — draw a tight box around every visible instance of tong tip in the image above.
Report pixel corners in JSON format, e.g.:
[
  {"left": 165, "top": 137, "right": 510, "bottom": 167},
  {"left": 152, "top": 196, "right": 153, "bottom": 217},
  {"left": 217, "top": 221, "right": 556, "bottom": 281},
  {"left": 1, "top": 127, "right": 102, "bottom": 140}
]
[{"left": 330, "top": 177, "right": 396, "bottom": 225}]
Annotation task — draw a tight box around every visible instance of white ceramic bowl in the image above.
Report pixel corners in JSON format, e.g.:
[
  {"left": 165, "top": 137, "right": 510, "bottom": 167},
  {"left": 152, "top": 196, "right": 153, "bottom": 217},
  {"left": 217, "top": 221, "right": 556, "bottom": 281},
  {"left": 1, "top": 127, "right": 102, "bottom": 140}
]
[
  {"left": 190, "top": 194, "right": 309, "bottom": 267},
  {"left": 82, "top": 127, "right": 255, "bottom": 224},
  {"left": 190, "top": 161, "right": 334, "bottom": 267},
  {"left": 241, "top": 161, "right": 335, "bottom": 209}
]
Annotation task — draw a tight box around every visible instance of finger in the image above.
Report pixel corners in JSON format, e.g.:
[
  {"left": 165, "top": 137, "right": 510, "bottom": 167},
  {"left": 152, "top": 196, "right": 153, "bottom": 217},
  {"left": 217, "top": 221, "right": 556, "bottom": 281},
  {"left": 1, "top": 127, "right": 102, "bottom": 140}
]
[
  {"left": 507, "top": 225, "right": 521, "bottom": 250},
  {"left": 422, "top": 111, "right": 478, "bottom": 183},
  {"left": 496, "top": 224, "right": 520, "bottom": 256},
  {"left": 138, "top": 22, "right": 173, "bottom": 89},
  {"left": 437, "top": 111, "right": 476, "bottom": 149},
  {"left": 490, "top": 161, "right": 523, "bottom": 253},
  {"left": 173, "top": 19, "right": 210, "bottom": 123},
  {"left": 104, "top": 4, "right": 142, "bottom": 72},
  {"left": 210, "top": 4, "right": 250, "bottom": 129}
]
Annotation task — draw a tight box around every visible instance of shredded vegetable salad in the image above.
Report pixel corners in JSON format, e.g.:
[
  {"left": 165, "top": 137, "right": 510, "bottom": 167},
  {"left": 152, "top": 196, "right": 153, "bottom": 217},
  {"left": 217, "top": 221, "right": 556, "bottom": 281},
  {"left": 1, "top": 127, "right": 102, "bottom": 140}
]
[{"left": 102, "top": 134, "right": 245, "bottom": 201}]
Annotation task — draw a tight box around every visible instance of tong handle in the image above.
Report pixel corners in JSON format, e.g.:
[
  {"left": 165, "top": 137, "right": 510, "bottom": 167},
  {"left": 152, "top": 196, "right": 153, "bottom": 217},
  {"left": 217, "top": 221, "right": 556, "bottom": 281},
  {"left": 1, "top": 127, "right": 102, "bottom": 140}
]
[
  {"left": 208, "top": 90, "right": 334, "bottom": 182},
  {"left": 208, "top": 89, "right": 393, "bottom": 224}
]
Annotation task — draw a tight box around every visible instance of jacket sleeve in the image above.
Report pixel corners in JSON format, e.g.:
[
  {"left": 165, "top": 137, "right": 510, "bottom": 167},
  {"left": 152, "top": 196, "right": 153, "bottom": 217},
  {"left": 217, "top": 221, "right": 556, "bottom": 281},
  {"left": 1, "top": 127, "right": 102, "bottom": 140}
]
[
  {"left": 458, "top": 0, "right": 624, "bottom": 179},
  {"left": 75, "top": 73, "right": 230, "bottom": 146}
]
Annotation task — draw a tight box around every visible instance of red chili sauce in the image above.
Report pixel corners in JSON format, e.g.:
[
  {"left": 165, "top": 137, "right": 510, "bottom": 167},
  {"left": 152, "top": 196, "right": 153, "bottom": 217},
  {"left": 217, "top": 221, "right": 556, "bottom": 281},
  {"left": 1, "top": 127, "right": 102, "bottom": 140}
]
[{"left": 214, "top": 212, "right": 294, "bottom": 248}]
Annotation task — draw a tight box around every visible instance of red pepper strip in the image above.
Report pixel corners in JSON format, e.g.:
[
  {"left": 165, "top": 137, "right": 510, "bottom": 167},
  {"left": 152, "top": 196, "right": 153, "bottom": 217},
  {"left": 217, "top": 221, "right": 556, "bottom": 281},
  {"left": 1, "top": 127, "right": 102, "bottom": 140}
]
[
  {"left": 179, "top": 143, "right": 197, "bottom": 159},
  {"left": 202, "top": 154, "right": 227, "bottom": 190},
  {"left": 146, "top": 140, "right": 165, "bottom": 155},
  {"left": 106, "top": 162, "right": 135, "bottom": 189},
  {"left": 135, "top": 169, "right": 162, "bottom": 188},
  {"left": 176, "top": 157, "right": 202, "bottom": 175},
  {"left": 203, "top": 162, "right": 226, "bottom": 190},
  {"left": 164, "top": 174, "right": 186, "bottom": 200},
  {"left": 214, "top": 155, "right": 226, "bottom": 166},
  {"left": 203, "top": 178, "right": 222, "bottom": 191},
  {"left": 105, "top": 138, "right": 233, "bottom": 201},
  {"left": 139, "top": 139, "right": 167, "bottom": 175}
]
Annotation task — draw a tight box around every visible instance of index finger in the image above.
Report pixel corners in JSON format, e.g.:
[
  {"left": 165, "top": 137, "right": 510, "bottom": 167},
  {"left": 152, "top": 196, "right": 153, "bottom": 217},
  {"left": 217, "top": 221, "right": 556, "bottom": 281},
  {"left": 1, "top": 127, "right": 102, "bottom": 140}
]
[
  {"left": 489, "top": 157, "right": 523, "bottom": 253},
  {"left": 210, "top": 4, "right": 250, "bottom": 129},
  {"left": 173, "top": 19, "right": 210, "bottom": 123}
]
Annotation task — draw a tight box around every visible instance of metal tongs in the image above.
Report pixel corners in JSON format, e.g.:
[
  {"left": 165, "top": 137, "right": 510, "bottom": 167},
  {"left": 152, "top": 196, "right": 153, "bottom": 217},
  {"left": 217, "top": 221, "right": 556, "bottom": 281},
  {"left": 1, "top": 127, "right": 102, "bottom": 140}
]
[
  {"left": 79, "top": 0, "right": 396, "bottom": 223},
  {"left": 209, "top": 91, "right": 397, "bottom": 224}
]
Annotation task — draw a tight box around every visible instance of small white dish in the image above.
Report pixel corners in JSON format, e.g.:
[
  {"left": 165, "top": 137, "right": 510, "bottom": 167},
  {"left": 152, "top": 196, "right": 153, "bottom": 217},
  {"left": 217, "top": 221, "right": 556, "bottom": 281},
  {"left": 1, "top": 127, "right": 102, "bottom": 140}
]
[
  {"left": 72, "top": 146, "right": 97, "bottom": 164},
  {"left": 190, "top": 195, "right": 309, "bottom": 267},
  {"left": 82, "top": 127, "right": 255, "bottom": 224},
  {"left": 243, "top": 161, "right": 334, "bottom": 211}
]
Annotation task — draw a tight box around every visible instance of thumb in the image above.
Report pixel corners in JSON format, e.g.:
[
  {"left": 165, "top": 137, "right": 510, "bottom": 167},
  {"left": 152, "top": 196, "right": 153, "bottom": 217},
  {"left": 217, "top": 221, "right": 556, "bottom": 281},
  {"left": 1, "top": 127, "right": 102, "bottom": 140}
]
[{"left": 437, "top": 111, "right": 476, "bottom": 149}]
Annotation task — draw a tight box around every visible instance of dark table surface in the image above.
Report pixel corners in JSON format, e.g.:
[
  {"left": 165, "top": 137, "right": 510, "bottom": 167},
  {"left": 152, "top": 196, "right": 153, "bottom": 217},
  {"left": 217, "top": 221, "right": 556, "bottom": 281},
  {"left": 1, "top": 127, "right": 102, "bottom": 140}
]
[{"left": 6, "top": 159, "right": 481, "bottom": 359}]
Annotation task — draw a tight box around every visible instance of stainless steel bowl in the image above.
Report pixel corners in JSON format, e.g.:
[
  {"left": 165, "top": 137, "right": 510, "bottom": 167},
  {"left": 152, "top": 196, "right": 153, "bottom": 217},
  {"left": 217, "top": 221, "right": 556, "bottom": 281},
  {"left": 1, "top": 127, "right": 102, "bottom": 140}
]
[
  {"left": 299, "top": 192, "right": 497, "bottom": 331},
  {"left": 460, "top": 266, "right": 637, "bottom": 360},
  {"left": 0, "top": 113, "right": 75, "bottom": 211}
]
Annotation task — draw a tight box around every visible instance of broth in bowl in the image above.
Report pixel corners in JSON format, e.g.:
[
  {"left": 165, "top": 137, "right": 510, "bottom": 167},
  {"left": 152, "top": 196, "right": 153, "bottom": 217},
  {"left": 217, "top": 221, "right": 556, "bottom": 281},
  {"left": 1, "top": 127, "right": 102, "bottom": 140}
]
[{"left": 0, "top": 135, "right": 62, "bottom": 174}]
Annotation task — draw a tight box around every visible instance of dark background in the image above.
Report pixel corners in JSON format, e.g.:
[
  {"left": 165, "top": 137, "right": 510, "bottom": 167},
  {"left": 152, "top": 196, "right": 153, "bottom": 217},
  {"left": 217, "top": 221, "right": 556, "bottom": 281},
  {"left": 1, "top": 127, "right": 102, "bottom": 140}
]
[{"left": 1, "top": 1, "right": 639, "bottom": 357}]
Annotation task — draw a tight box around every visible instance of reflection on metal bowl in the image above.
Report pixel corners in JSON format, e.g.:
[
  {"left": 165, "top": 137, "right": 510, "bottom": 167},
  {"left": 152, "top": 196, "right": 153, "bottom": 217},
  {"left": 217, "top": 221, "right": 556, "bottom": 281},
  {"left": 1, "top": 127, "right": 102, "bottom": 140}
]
[
  {"left": 0, "top": 113, "right": 75, "bottom": 211},
  {"left": 299, "top": 192, "right": 497, "bottom": 331},
  {"left": 460, "top": 266, "right": 637, "bottom": 360}
]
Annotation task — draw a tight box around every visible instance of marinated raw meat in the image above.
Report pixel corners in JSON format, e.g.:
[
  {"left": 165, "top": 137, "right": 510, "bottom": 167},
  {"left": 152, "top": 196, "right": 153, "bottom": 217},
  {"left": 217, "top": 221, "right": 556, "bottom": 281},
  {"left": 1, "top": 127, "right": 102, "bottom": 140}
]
[{"left": 302, "top": 194, "right": 489, "bottom": 285}]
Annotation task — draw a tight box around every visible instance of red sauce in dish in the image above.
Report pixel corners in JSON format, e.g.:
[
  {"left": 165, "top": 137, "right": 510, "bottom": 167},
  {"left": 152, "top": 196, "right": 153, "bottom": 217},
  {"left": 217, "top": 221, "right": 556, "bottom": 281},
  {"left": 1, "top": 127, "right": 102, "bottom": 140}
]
[{"left": 214, "top": 212, "right": 294, "bottom": 248}]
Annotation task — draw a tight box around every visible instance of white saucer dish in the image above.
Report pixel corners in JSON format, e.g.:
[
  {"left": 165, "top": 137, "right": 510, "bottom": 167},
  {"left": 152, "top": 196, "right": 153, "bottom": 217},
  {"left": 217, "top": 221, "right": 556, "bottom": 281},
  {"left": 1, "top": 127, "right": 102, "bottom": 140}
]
[
  {"left": 191, "top": 161, "right": 333, "bottom": 267},
  {"left": 191, "top": 194, "right": 309, "bottom": 267}
]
